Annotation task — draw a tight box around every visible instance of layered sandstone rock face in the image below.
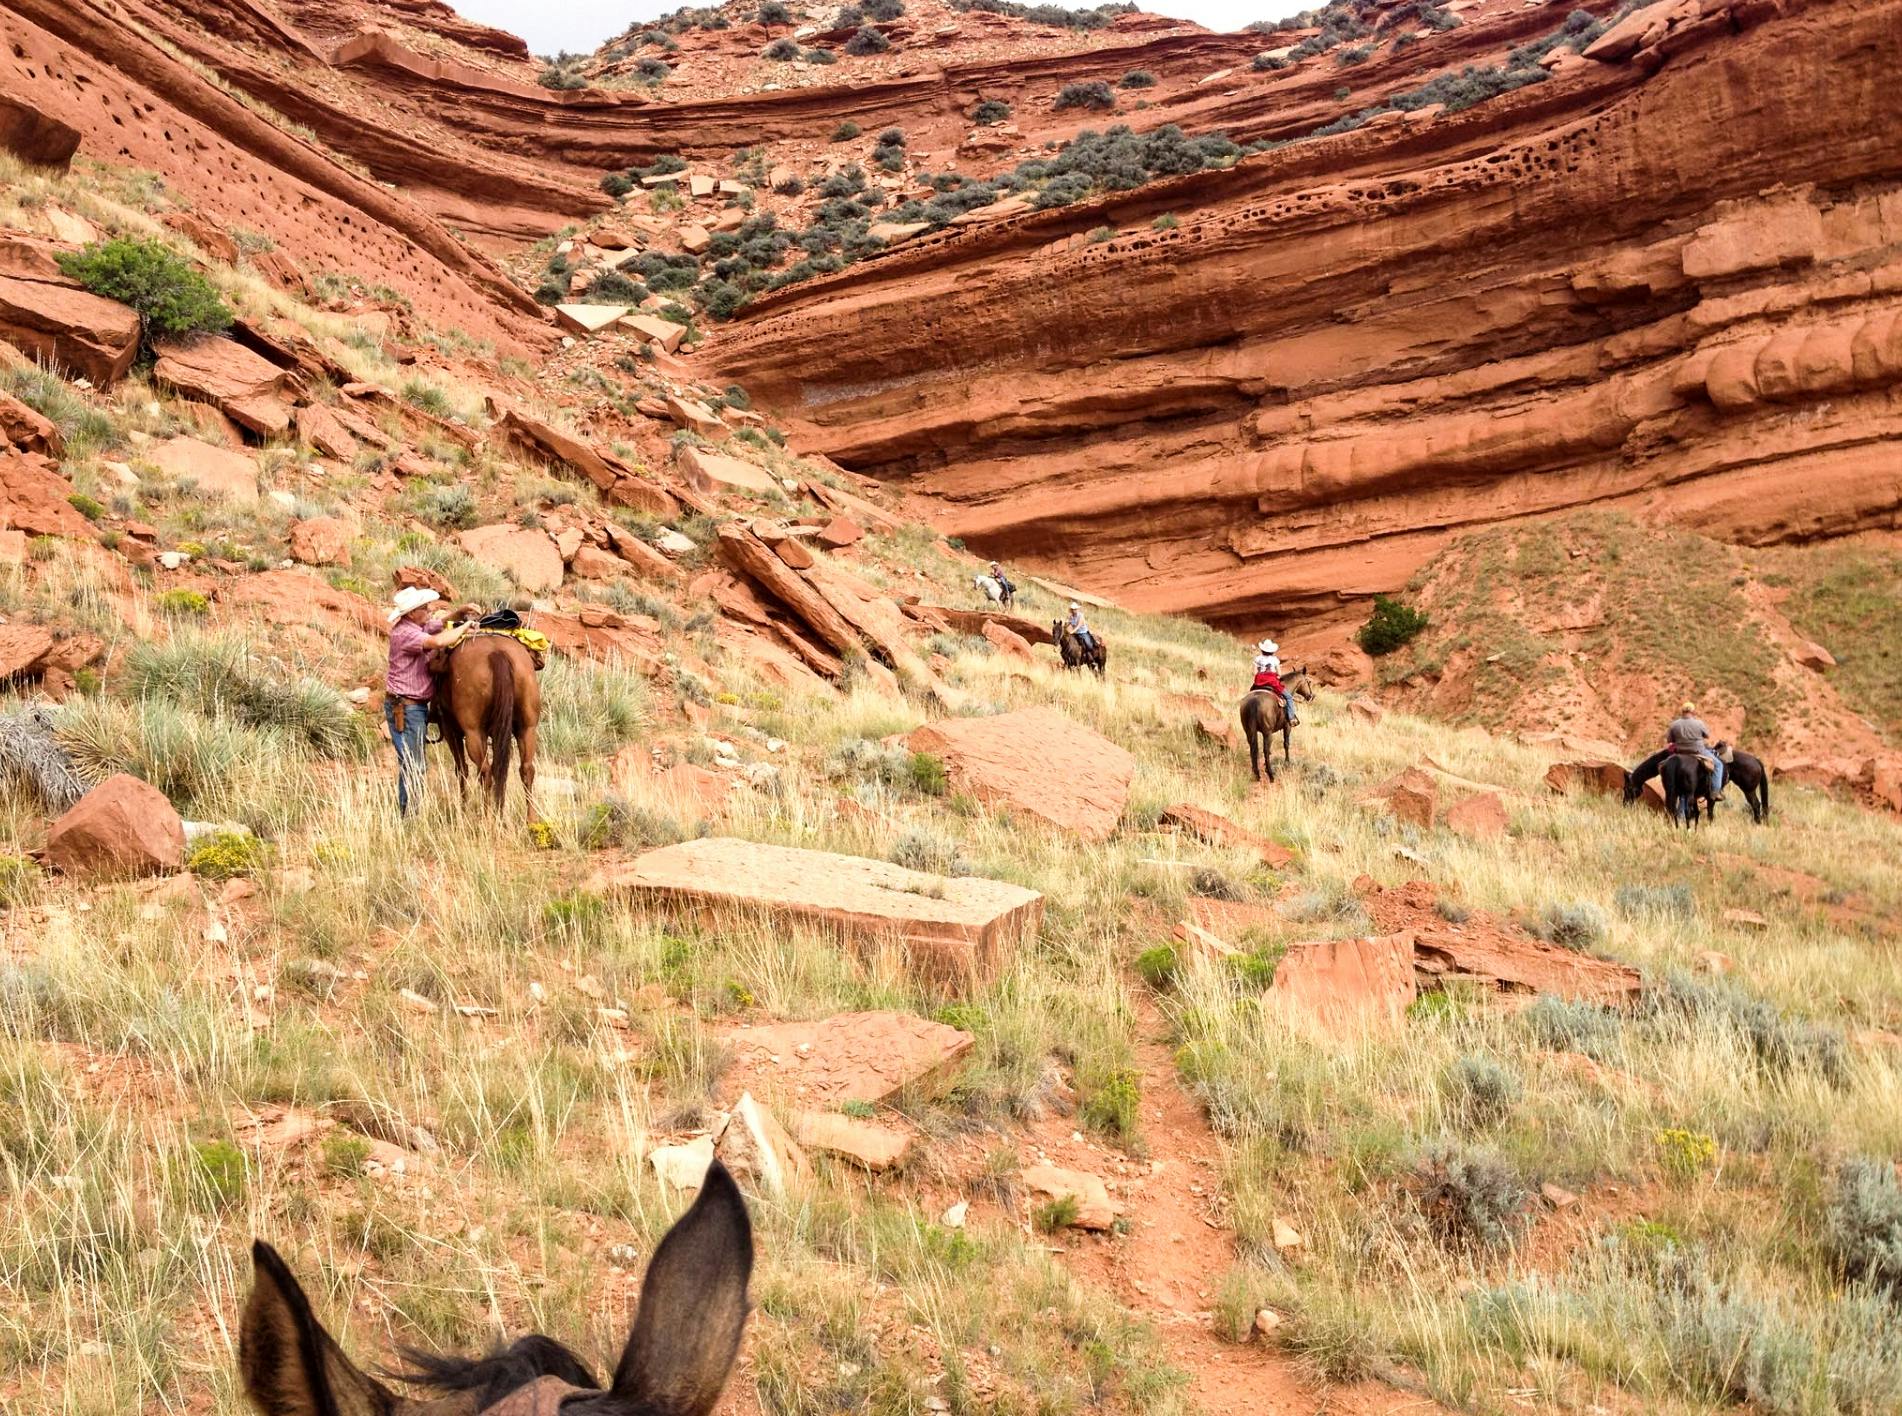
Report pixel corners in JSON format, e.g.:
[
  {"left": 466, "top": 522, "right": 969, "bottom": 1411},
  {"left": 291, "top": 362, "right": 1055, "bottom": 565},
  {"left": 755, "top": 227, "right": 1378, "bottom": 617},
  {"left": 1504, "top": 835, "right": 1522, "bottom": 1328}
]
[{"left": 711, "top": 0, "right": 1902, "bottom": 636}]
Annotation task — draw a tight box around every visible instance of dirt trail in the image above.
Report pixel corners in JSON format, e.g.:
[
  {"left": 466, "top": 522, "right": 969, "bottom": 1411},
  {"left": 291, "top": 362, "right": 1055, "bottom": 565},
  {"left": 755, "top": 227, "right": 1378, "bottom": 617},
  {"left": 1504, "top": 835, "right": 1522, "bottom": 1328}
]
[{"left": 1047, "top": 991, "right": 1450, "bottom": 1416}]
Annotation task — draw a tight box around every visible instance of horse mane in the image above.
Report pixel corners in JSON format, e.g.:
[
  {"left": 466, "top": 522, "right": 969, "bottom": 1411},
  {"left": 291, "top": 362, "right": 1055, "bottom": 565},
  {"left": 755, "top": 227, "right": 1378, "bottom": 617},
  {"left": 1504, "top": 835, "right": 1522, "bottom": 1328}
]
[{"left": 393, "top": 1335, "right": 600, "bottom": 1407}]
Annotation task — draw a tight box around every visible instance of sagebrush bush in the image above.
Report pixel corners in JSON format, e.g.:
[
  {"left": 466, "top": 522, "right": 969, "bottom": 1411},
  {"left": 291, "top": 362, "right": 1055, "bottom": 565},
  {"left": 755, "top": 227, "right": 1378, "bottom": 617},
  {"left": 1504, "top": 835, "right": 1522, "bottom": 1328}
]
[
  {"left": 412, "top": 483, "right": 477, "bottom": 529},
  {"left": 1533, "top": 900, "right": 1607, "bottom": 949},
  {"left": 1356, "top": 594, "right": 1429, "bottom": 655},
  {"left": 1119, "top": 69, "right": 1155, "bottom": 88},
  {"left": 1053, "top": 81, "right": 1116, "bottom": 112},
  {"left": 1614, "top": 883, "right": 1696, "bottom": 920},
  {"left": 845, "top": 25, "right": 890, "bottom": 54},
  {"left": 763, "top": 37, "right": 800, "bottom": 59},
  {"left": 1411, "top": 1141, "right": 1529, "bottom": 1249},
  {"left": 1827, "top": 1157, "right": 1902, "bottom": 1294},
  {"left": 1441, "top": 1054, "right": 1521, "bottom": 1128},
  {"left": 889, "top": 827, "right": 970, "bottom": 877},
  {"left": 972, "top": 98, "right": 1012, "bottom": 124},
  {"left": 57, "top": 239, "right": 231, "bottom": 346}
]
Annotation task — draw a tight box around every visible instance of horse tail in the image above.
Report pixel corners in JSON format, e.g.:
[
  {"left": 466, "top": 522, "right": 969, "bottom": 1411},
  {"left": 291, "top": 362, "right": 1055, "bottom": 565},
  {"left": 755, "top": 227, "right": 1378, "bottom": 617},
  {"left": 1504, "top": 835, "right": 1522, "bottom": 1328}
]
[
  {"left": 485, "top": 648, "right": 515, "bottom": 809},
  {"left": 1759, "top": 768, "right": 1770, "bottom": 820}
]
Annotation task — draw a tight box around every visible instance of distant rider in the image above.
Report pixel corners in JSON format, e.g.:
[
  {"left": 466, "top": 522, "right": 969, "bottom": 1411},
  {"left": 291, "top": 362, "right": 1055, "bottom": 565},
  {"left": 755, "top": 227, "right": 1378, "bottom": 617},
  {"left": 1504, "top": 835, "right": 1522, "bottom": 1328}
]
[
  {"left": 989, "top": 560, "right": 1015, "bottom": 599},
  {"left": 1251, "top": 637, "right": 1297, "bottom": 726},
  {"left": 1066, "top": 602, "right": 1098, "bottom": 656},
  {"left": 1665, "top": 701, "right": 1724, "bottom": 799}
]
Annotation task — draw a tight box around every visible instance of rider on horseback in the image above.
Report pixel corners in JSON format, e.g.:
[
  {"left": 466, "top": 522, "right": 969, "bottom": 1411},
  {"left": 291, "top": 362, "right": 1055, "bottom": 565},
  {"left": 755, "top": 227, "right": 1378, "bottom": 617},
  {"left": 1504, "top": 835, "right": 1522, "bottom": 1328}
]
[
  {"left": 1251, "top": 638, "right": 1298, "bottom": 726},
  {"left": 989, "top": 561, "right": 1015, "bottom": 600},
  {"left": 1665, "top": 701, "right": 1725, "bottom": 799},
  {"left": 1066, "top": 603, "right": 1099, "bottom": 656}
]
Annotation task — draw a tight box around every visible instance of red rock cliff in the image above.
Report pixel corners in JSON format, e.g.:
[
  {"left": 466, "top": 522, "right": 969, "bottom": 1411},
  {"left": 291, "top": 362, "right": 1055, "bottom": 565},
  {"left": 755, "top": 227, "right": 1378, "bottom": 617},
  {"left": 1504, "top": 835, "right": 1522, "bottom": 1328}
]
[{"left": 707, "top": 0, "right": 1902, "bottom": 635}]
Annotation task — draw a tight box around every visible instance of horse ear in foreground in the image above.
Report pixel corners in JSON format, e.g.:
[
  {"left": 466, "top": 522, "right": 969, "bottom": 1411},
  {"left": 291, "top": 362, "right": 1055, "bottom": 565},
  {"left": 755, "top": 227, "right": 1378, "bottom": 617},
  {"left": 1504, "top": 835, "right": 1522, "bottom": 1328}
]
[{"left": 240, "top": 1161, "right": 753, "bottom": 1416}]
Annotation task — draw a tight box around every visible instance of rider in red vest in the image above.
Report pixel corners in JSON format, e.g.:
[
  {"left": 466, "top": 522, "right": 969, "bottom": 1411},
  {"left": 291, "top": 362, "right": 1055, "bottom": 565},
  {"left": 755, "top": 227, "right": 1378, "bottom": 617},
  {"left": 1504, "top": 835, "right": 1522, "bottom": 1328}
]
[{"left": 1251, "top": 638, "right": 1297, "bottom": 726}]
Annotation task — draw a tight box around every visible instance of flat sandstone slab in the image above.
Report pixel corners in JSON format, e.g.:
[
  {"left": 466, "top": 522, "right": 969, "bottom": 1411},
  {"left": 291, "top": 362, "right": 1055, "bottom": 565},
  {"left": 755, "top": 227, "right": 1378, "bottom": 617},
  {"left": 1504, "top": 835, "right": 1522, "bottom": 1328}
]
[{"left": 588, "top": 837, "right": 1041, "bottom": 984}]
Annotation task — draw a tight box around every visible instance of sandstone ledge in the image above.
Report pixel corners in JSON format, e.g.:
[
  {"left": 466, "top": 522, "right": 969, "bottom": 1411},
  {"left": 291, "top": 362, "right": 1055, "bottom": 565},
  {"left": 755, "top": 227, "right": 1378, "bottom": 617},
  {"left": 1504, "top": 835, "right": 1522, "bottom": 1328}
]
[{"left": 587, "top": 837, "right": 1041, "bottom": 985}]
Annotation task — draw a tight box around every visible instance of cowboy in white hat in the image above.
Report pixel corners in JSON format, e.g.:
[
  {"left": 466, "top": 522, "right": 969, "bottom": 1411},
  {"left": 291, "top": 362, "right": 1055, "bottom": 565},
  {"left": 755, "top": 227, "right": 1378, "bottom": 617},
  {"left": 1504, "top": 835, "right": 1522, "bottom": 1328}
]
[
  {"left": 1064, "top": 601, "right": 1098, "bottom": 655},
  {"left": 384, "top": 587, "right": 468, "bottom": 815},
  {"left": 1251, "top": 637, "right": 1296, "bottom": 725}
]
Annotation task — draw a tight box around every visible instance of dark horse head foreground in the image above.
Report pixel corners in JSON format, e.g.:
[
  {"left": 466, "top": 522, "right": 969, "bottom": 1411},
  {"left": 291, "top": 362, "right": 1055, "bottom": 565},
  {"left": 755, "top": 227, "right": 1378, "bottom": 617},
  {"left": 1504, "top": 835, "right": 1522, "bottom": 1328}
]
[
  {"left": 239, "top": 1161, "right": 753, "bottom": 1416},
  {"left": 439, "top": 631, "right": 542, "bottom": 813},
  {"left": 1240, "top": 668, "right": 1316, "bottom": 783}
]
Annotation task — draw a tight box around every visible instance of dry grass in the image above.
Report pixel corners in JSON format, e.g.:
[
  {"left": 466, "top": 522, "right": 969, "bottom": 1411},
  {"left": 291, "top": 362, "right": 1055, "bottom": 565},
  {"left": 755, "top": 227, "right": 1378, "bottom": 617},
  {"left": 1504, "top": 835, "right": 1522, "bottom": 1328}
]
[{"left": 5, "top": 153, "right": 1902, "bottom": 1416}]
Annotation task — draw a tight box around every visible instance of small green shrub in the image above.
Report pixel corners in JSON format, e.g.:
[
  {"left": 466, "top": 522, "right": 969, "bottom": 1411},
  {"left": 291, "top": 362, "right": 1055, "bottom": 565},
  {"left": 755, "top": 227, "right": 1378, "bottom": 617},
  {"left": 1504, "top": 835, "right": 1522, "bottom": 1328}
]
[
  {"left": 906, "top": 750, "right": 948, "bottom": 796},
  {"left": 154, "top": 589, "right": 210, "bottom": 617},
  {"left": 1254, "top": 52, "right": 1289, "bottom": 71},
  {"left": 323, "top": 1133, "right": 372, "bottom": 1178},
  {"left": 972, "top": 99, "right": 1012, "bottom": 124},
  {"left": 56, "top": 238, "right": 232, "bottom": 345},
  {"left": 757, "top": 0, "right": 791, "bottom": 22},
  {"left": 763, "top": 37, "right": 800, "bottom": 59},
  {"left": 1151, "top": 212, "right": 1179, "bottom": 230},
  {"left": 401, "top": 380, "right": 454, "bottom": 418},
  {"left": 66, "top": 493, "right": 106, "bottom": 521},
  {"left": 185, "top": 829, "right": 266, "bottom": 880},
  {"left": 187, "top": 1139, "right": 248, "bottom": 1211},
  {"left": 1081, "top": 1066, "right": 1140, "bottom": 1138},
  {"left": 1356, "top": 594, "right": 1429, "bottom": 655},
  {"left": 1034, "top": 1195, "right": 1080, "bottom": 1232},
  {"left": 1135, "top": 944, "right": 1180, "bottom": 990},
  {"left": 0, "top": 855, "right": 41, "bottom": 907},
  {"left": 832, "top": 121, "right": 861, "bottom": 140},
  {"left": 844, "top": 25, "right": 889, "bottom": 54},
  {"left": 1119, "top": 69, "right": 1156, "bottom": 88}
]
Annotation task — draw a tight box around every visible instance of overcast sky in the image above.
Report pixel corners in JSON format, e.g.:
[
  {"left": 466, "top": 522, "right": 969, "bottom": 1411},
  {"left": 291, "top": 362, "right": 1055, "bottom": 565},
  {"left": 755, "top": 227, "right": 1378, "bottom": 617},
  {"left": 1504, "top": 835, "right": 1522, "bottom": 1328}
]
[{"left": 449, "top": 0, "right": 1302, "bottom": 58}]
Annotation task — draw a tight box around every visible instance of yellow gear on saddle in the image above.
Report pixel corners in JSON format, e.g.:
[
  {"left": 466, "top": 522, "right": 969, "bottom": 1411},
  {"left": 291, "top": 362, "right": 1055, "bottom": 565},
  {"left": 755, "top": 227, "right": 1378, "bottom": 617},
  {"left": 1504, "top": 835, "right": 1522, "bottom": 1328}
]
[{"left": 463, "top": 625, "right": 551, "bottom": 670}]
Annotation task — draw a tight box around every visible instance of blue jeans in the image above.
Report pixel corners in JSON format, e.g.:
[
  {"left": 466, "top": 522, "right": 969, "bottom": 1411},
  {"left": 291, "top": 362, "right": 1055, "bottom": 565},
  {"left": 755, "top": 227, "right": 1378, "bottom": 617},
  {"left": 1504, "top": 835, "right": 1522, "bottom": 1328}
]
[
  {"left": 1700, "top": 748, "right": 1725, "bottom": 794},
  {"left": 384, "top": 697, "right": 428, "bottom": 815}
]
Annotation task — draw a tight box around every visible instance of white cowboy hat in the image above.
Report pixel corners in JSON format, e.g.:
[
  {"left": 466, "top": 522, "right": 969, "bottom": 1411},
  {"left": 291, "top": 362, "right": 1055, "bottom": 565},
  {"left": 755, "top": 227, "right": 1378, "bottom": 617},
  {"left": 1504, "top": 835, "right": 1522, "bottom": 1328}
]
[
  {"left": 1258, "top": 638, "right": 1278, "bottom": 654},
  {"left": 388, "top": 586, "right": 440, "bottom": 624},
  {"left": 1068, "top": 601, "right": 1080, "bottom": 610}
]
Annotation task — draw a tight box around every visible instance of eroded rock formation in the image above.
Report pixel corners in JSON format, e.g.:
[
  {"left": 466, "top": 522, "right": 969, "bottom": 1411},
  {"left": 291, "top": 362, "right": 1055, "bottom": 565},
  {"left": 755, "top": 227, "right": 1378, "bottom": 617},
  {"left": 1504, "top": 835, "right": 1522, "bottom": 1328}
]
[{"left": 710, "top": 0, "right": 1902, "bottom": 635}]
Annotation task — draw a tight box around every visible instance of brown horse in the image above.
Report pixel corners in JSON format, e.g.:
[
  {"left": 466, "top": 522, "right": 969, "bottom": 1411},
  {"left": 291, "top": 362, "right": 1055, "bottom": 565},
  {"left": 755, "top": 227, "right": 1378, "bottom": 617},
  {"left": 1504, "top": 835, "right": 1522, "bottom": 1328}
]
[
  {"left": 239, "top": 1160, "right": 753, "bottom": 1416},
  {"left": 439, "top": 632, "right": 541, "bottom": 812},
  {"left": 1240, "top": 668, "right": 1315, "bottom": 783}
]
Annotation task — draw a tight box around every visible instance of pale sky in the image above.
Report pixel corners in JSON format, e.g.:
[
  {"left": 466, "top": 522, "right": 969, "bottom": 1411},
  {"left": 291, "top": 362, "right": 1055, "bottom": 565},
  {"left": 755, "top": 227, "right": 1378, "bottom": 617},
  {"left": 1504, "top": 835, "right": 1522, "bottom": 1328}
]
[{"left": 449, "top": 0, "right": 1303, "bottom": 59}]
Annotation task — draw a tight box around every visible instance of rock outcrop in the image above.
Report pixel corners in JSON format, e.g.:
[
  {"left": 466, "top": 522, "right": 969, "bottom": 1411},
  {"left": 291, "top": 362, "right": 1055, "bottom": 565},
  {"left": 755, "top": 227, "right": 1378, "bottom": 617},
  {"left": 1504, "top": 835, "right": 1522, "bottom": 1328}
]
[
  {"left": 907, "top": 706, "right": 1134, "bottom": 841},
  {"left": 712, "top": 0, "right": 1902, "bottom": 636},
  {"left": 587, "top": 837, "right": 1043, "bottom": 985}
]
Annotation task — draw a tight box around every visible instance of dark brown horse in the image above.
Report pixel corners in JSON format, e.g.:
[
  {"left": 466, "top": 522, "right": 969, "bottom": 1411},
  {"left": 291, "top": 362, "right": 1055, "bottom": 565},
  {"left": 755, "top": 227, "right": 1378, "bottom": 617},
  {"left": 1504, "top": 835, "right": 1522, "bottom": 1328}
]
[
  {"left": 1241, "top": 669, "right": 1315, "bottom": 783},
  {"left": 1052, "top": 621, "right": 1107, "bottom": 676},
  {"left": 439, "top": 632, "right": 541, "bottom": 812},
  {"left": 240, "top": 1160, "right": 753, "bottom": 1416}
]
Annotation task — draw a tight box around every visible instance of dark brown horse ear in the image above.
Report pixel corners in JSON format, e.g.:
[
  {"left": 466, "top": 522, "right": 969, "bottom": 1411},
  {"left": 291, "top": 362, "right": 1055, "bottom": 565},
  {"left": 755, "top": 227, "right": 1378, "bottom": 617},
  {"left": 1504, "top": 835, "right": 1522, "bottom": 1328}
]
[
  {"left": 241, "top": 1242, "right": 397, "bottom": 1416},
  {"left": 611, "top": 1160, "right": 754, "bottom": 1416}
]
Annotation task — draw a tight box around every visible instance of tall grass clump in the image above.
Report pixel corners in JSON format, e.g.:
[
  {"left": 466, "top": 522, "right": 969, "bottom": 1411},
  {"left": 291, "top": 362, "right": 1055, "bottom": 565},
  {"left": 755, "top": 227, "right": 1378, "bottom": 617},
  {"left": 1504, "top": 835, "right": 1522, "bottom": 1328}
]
[{"left": 121, "top": 631, "right": 367, "bottom": 757}]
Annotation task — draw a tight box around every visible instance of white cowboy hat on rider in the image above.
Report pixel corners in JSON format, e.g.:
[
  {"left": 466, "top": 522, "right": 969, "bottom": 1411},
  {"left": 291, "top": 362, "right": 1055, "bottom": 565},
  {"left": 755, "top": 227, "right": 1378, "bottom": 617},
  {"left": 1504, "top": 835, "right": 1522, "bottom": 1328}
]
[
  {"left": 387, "top": 586, "right": 440, "bottom": 624},
  {"left": 1069, "top": 601, "right": 1079, "bottom": 611},
  {"left": 1259, "top": 639, "right": 1277, "bottom": 655}
]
